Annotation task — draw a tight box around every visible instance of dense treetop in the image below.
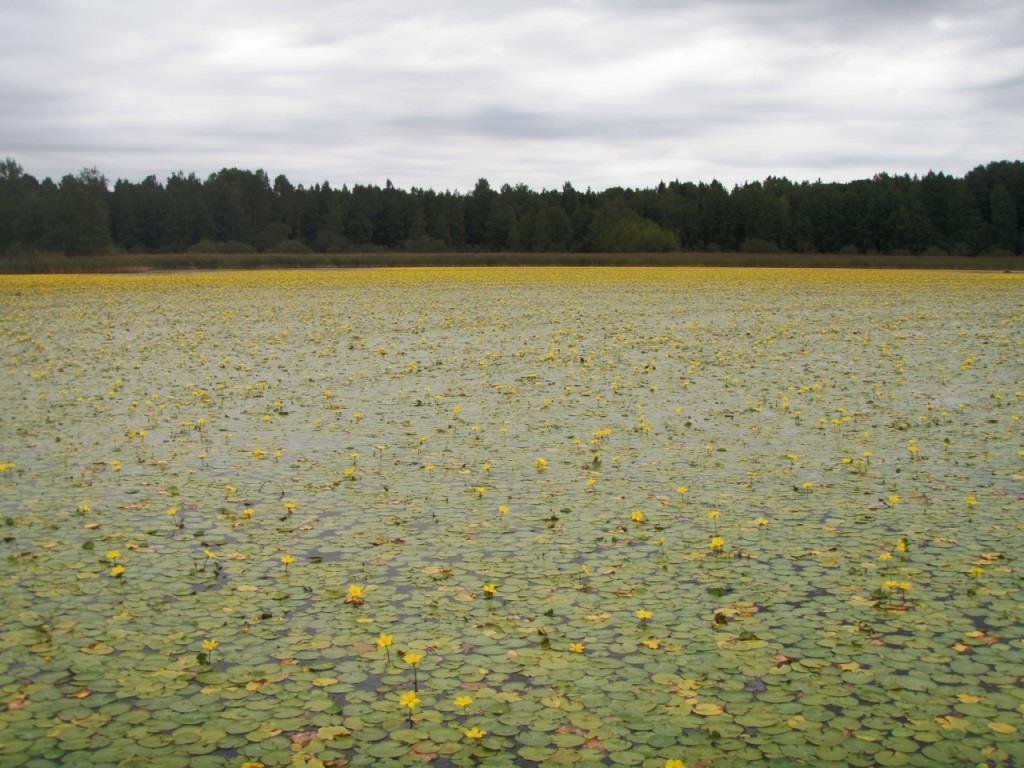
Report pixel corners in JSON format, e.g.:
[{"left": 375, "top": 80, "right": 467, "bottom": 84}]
[{"left": 1, "top": 159, "right": 1021, "bottom": 257}]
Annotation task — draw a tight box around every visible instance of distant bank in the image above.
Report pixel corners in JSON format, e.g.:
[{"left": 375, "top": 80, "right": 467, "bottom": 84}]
[{"left": 1, "top": 250, "right": 1020, "bottom": 274}]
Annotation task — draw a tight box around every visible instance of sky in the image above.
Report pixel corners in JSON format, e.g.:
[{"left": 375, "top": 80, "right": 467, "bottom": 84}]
[{"left": 3, "top": 0, "right": 1023, "bottom": 192}]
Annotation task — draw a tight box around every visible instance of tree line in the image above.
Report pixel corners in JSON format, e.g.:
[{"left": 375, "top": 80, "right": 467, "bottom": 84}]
[{"left": 1, "top": 158, "right": 1021, "bottom": 258}]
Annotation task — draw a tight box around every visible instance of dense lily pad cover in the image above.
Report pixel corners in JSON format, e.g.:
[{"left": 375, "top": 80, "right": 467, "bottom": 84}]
[{"left": 0, "top": 267, "right": 1022, "bottom": 768}]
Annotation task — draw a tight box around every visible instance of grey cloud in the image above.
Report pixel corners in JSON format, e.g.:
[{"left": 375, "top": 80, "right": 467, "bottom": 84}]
[{"left": 1, "top": 0, "right": 1021, "bottom": 190}]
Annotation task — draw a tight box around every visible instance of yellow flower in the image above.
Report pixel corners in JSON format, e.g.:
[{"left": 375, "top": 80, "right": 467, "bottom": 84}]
[
  {"left": 204, "top": 549, "right": 217, "bottom": 559},
  {"left": 802, "top": 481, "right": 814, "bottom": 490},
  {"left": 755, "top": 517, "right": 769, "bottom": 527},
  {"left": 473, "top": 485, "right": 486, "bottom": 497},
  {"left": 403, "top": 652, "right": 423, "bottom": 666},
  {"left": 377, "top": 633, "right": 393, "bottom": 649},
  {"left": 110, "top": 460, "right": 122, "bottom": 471},
  {"left": 707, "top": 509, "right": 719, "bottom": 520},
  {"left": 675, "top": 485, "right": 688, "bottom": 495},
  {"left": 280, "top": 554, "right": 295, "bottom": 566},
  {"left": 666, "top": 760, "right": 687, "bottom": 768},
  {"left": 483, "top": 583, "right": 497, "bottom": 597},
  {"left": 109, "top": 565, "right": 125, "bottom": 577},
  {"left": 535, "top": 457, "right": 548, "bottom": 470},
  {"left": 166, "top": 507, "right": 178, "bottom": 517},
  {"left": 709, "top": 536, "right": 725, "bottom": 550},
  {"left": 283, "top": 500, "right": 297, "bottom": 512},
  {"left": 241, "top": 762, "right": 265, "bottom": 768},
  {"left": 568, "top": 643, "right": 585, "bottom": 653},
  {"left": 454, "top": 695, "right": 473, "bottom": 709},
  {"left": 400, "top": 691, "right": 420, "bottom": 710},
  {"left": 862, "top": 450, "right": 872, "bottom": 458},
  {"left": 641, "top": 638, "right": 661, "bottom": 649},
  {"left": 888, "top": 495, "right": 900, "bottom": 505},
  {"left": 631, "top": 510, "right": 646, "bottom": 524},
  {"left": 464, "top": 726, "right": 486, "bottom": 740},
  {"left": 202, "top": 639, "right": 218, "bottom": 651},
  {"left": 497, "top": 505, "right": 509, "bottom": 515},
  {"left": 77, "top": 502, "right": 91, "bottom": 513},
  {"left": 635, "top": 609, "right": 653, "bottom": 620},
  {"left": 241, "top": 507, "right": 254, "bottom": 519},
  {"left": 896, "top": 540, "right": 908, "bottom": 553},
  {"left": 0, "top": 462, "right": 14, "bottom": 472},
  {"left": 225, "top": 484, "right": 237, "bottom": 493},
  {"left": 105, "top": 549, "right": 121, "bottom": 561},
  {"left": 966, "top": 495, "right": 977, "bottom": 507},
  {"left": 879, "top": 552, "right": 893, "bottom": 561},
  {"left": 345, "top": 584, "right": 365, "bottom": 605}
]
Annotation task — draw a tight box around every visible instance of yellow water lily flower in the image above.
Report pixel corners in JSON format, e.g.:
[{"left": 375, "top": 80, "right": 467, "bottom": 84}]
[{"left": 464, "top": 726, "right": 486, "bottom": 740}]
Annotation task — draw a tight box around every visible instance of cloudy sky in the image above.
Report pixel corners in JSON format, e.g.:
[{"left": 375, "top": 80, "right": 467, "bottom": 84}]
[{"left": 3, "top": 1, "right": 1023, "bottom": 191}]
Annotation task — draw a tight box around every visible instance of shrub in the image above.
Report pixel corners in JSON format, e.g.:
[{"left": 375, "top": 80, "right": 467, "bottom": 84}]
[
  {"left": 739, "top": 238, "right": 780, "bottom": 254},
  {"left": 187, "top": 239, "right": 256, "bottom": 254}
]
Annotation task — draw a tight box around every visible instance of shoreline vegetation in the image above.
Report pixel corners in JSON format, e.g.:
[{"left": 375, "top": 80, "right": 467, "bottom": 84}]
[
  {"left": 2, "top": 158, "right": 1023, "bottom": 273},
  {"left": 0, "top": 249, "right": 1020, "bottom": 274}
]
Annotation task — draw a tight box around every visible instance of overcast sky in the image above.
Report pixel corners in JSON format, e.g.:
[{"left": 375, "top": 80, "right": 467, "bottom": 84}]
[{"left": 3, "top": 1, "right": 1023, "bottom": 191}]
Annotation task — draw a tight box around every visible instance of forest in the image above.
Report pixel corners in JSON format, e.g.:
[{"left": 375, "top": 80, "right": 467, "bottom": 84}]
[{"left": 0, "top": 158, "right": 1021, "bottom": 260}]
